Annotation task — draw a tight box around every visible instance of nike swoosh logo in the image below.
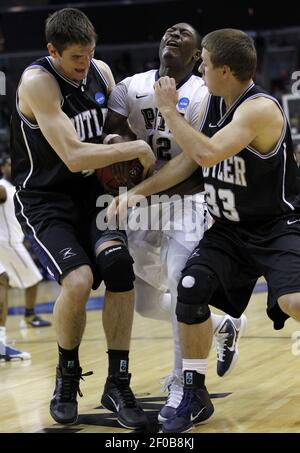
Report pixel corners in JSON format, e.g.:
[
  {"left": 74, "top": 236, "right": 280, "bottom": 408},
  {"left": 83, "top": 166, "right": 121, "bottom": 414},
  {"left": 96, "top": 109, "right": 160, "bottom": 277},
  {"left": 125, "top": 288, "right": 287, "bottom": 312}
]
[
  {"left": 287, "top": 219, "right": 300, "bottom": 225},
  {"left": 107, "top": 394, "right": 119, "bottom": 411},
  {"left": 209, "top": 123, "right": 218, "bottom": 128},
  {"left": 191, "top": 407, "right": 205, "bottom": 421},
  {"left": 136, "top": 94, "right": 148, "bottom": 99},
  {"left": 227, "top": 329, "right": 238, "bottom": 351}
]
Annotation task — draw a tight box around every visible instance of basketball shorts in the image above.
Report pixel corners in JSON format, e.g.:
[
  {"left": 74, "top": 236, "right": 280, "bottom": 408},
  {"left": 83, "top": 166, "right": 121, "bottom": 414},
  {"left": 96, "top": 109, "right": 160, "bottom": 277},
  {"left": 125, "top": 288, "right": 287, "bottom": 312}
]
[
  {"left": 14, "top": 179, "right": 127, "bottom": 289},
  {"left": 127, "top": 194, "right": 209, "bottom": 290},
  {"left": 184, "top": 215, "right": 300, "bottom": 328}
]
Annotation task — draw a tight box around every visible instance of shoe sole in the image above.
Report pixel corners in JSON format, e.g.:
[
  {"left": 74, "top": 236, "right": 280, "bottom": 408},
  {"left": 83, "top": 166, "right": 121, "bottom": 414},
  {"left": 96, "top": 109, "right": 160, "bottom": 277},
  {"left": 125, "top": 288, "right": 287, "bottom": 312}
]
[
  {"left": 219, "top": 313, "right": 248, "bottom": 377},
  {"left": 0, "top": 356, "right": 31, "bottom": 362},
  {"left": 50, "top": 408, "right": 78, "bottom": 425},
  {"left": 162, "top": 425, "right": 193, "bottom": 433}
]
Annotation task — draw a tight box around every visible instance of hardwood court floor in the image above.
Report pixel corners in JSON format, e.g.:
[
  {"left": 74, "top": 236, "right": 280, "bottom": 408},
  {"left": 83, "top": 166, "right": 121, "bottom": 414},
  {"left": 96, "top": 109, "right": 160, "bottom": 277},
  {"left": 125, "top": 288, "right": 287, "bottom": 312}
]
[{"left": 1, "top": 280, "right": 300, "bottom": 433}]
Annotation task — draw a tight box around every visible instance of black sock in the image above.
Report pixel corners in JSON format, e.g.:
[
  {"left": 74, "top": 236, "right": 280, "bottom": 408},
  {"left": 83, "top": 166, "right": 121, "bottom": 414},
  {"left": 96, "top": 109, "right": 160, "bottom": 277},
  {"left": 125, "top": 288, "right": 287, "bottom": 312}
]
[
  {"left": 183, "top": 370, "right": 205, "bottom": 388},
  {"left": 107, "top": 349, "right": 129, "bottom": 376},
  {"left": 58, "top": 344, "right": 80, "bottom": 370},
  {"left": 25, "top": 308, "right": 35, "bottom": 317}
]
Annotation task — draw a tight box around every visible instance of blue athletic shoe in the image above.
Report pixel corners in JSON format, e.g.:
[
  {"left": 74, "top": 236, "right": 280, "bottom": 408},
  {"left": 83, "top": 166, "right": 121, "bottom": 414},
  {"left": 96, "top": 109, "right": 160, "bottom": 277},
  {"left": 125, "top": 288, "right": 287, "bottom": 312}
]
[
  {"left": 162, "top": 371, "right": 214, "bottom": 433},
  {"left": 0, "top": 342, "right": 31, "bottom": 361},
  {"left": 20, "top": 315, "right": 52, "bottom": 328}
]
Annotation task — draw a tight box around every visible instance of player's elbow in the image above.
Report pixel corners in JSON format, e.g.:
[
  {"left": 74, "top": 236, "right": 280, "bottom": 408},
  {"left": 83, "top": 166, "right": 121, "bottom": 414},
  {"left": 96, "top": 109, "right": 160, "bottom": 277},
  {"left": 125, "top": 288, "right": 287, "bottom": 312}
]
[
  {"left": 65, "top": 155, "right": 82, "bottom": 173},
  {"left": 194, "top": 145, "right": 218, "bottom": 168},
  {"left": 193, "top": 153, "right": 212, "bottom": 168},
  {"left": 196, "top": 155, "right": 215, "bottom": 167}
]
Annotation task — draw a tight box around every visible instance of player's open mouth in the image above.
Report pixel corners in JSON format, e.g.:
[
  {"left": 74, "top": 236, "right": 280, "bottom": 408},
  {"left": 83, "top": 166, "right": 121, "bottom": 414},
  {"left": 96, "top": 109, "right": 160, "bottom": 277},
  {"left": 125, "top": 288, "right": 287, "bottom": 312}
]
[{"left": 166, "top": 40, "right": 179, "bottom": 47}]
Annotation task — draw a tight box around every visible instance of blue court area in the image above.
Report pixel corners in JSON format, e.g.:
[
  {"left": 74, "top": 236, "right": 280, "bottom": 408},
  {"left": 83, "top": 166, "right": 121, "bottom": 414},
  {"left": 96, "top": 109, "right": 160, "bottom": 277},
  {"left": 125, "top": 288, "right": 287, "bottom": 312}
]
[
  {"left": 8, "top": 281, "right": 267, "bottom": 316},
  {"left": 8, "top": 295, "right": 104, "bottom": 315}
]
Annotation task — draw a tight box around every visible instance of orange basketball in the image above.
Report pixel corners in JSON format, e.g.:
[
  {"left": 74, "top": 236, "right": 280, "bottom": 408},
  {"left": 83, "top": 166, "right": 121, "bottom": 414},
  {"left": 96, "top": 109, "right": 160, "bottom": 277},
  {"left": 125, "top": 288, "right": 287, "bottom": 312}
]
[{"left": 96, "top": 159, "right": 143, "bottom": 195}]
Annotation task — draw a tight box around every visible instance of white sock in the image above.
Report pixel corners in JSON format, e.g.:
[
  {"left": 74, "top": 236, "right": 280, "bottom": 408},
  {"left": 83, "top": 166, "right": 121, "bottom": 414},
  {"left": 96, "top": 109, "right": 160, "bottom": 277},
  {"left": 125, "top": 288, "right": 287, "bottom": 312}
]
[
  {"left": 0, "top": 326, "right": 6, "bottom": 343},
  {"left": 182, "top": 358, "right": 208, "bottom": 376},
  {"left": 210, "top": 312, "right": 225, "bottom": 332},
  {"left": 211, "top": 312, "right": 242, "bottom": 332},
  {"left": 161, "top": 292, "right": 172, "bottom": 313}
]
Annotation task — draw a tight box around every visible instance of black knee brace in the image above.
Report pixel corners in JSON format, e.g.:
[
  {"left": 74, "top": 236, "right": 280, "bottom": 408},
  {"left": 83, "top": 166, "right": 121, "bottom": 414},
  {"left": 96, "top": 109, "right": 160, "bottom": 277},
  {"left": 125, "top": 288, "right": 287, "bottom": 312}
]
[
  {"left": 176, "top": 265, "right": 218, "bottom": 324},
  {"left": 96, "top": 244, "right": 135, "bottom": 292}
]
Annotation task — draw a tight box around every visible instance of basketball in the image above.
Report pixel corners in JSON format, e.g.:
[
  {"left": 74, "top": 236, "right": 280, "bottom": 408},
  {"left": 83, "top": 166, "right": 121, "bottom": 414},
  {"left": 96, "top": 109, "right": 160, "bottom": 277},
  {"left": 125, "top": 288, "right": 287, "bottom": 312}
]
[{"left": 96, "top": 158, "right": 144, "bottom": 195}]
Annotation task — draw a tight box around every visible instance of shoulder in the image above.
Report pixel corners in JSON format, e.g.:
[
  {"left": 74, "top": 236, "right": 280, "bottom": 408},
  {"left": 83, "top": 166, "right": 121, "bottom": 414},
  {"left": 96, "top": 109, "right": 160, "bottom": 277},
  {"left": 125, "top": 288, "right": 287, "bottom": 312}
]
[
  {"left": 237, "top": 96, "right": 282, "bottom": 124},
  {"left": 129, "top": 69, "right": 156, "bottom": 85},
  {"left": 92, "top": 59, "right": 115, "bottom": 91},
  {"left": 21, "top": 67, "right": 55, "bottom": 87},
  {"left": 116, "top": 70, "right": 155, "bottom": 94},
  {"left": 20, "top": 67, "right": 60, "bottom": 98},
  {"left": 93, "top": 59, "right": 112, "bottom": 76}
]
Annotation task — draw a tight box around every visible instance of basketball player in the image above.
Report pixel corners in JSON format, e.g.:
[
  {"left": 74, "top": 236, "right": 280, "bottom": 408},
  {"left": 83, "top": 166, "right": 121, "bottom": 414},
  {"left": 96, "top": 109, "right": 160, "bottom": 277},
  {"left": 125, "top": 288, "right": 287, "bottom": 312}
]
[
  {"left": 122, "top": 28, "right": 300, "bottom": 432},
  {"left": 10, "top": 8, "right": 155, "bottom": 429},
  {"left": 104, "top": 23, "right": 246, "bottom": 422},
  {"left": 0, "top": 155, "right": 51, "bottom": 361}
]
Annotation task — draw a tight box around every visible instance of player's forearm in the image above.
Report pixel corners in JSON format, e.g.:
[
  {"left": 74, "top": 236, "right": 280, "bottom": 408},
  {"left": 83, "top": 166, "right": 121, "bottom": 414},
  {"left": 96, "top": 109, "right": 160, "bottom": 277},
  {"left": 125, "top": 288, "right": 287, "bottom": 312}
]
[
  {"left": 159, "top": 108, "right": 217, "bottom": 167},
  {"left": 68, "top": 140, "right": 145, "bottom": 172},
  {"left": 130, "top": 154, "right": 194, "bottom": 198}
]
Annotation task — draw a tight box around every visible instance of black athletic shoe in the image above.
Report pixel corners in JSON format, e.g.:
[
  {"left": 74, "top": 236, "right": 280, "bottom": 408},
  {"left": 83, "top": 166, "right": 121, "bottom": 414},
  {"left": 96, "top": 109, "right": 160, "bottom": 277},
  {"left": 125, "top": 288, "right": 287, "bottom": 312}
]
[
  {"left": 101, "top": 373, "right": 148, "bottom": 429},
  {"left": 50, "top": 366, "right": 93, "bottom": 425}
]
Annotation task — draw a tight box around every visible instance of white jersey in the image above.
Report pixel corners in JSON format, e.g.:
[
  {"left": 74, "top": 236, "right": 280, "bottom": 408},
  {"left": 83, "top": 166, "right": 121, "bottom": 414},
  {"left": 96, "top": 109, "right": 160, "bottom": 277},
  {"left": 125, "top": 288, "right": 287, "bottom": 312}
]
[
  {"left": 108, "top": 69, "right": 208, "bottom": 171},
  {"left": 0, "top": 178, "right": 24, "bottom": 244}
]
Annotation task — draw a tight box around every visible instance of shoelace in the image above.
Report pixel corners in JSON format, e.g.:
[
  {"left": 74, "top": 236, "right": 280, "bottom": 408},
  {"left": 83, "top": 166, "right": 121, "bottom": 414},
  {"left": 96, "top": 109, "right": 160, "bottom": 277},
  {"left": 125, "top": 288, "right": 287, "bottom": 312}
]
[
  {"left": 160, "top": 373, "right": 182, "bottom": 392},
  {"left": 60, "top": 370, "right": 93, "bottom": 401},
  {"left": 175, "top": 389, "right": 196, "bottom": 417},
  {"left": 160, "top": 374, "right": 183, "bottom": 408},
  {"left": 215, "top": 333, "right": 229, "bottom": 362},
  {"left": 114, "top": 377, "right": 137, "bottom": 408}
]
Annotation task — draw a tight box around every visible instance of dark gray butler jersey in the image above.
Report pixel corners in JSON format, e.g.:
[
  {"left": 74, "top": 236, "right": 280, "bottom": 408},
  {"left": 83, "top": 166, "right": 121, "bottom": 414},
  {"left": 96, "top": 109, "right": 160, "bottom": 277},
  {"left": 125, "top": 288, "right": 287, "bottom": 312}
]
[
  {"left": 11, "top": 57, "right": 109, "bottom": 190},
  {"left": 200, "top": 83, "right": 300, "bottom": 223}
]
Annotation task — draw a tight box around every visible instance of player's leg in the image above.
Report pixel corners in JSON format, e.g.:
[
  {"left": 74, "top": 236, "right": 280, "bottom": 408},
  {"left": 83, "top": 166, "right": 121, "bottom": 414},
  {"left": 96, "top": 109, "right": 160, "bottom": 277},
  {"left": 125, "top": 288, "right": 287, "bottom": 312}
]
[
  {"left": 257, "top": 226, "right": 300, "bottom": 326},
  {"left": 95, "top": 233, "right": 148, "bottom": 430},
  {"left": 134, "top": 276, "right": 170, "bottom": 321},
  {"left": 0, "top": 267, "right": 31, "bottom": 361},
  {"left": 15, "top": 190, "right": 97, "bottom": 424},
  {"left": 162, "top": 262, "right": 216, "bottom": 433},
  {"left": 6, "top": 242, "right": 52, "bottom": 328},
  {"left": 162, "top": 223, "right": 256, "bottom": 433}
]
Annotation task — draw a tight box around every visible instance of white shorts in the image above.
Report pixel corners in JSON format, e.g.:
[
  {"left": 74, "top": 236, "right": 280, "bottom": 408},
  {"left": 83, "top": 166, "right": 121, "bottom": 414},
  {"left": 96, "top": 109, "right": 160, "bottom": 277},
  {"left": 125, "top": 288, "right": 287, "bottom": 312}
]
[
  {"left": 127, "top": 195, "right": 210, "bottom": 290},
  {"left": 0, "top": 242, "right": 42, "bottom": 289}
]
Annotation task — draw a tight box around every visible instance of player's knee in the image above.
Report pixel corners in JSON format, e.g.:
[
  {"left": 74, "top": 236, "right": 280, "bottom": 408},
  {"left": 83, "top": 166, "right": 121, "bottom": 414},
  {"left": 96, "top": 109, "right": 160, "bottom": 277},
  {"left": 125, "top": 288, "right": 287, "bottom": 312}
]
[
  {"left": 134, "top": 279, "right": 158, "bottom": 318},
  {"left": 97, "top": 244, "right": 135, "bottom": 292},
  {"left": 176, "top": 265, "right": 217, "bottom": 324},
  {"left": 0, "top": 271, "right": 9, "bottom": 288},
  {"left": 62, "top": 266, "right": 93, "bottom": 301}
]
